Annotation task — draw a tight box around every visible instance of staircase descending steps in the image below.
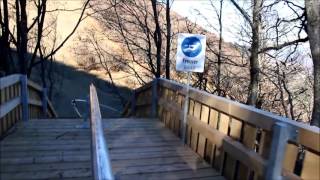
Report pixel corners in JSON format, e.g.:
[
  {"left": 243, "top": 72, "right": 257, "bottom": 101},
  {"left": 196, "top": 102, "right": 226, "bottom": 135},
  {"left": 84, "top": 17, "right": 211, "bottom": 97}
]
[{"left": 0, "top": 118, "right": 223, "bottom": 180}]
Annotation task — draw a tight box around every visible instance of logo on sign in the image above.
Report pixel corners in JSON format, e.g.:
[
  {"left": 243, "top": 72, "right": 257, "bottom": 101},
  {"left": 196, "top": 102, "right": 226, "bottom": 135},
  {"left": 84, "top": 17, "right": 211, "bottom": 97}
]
[{"left": 181, "top": 37, "right": 202, "bottom": 58}]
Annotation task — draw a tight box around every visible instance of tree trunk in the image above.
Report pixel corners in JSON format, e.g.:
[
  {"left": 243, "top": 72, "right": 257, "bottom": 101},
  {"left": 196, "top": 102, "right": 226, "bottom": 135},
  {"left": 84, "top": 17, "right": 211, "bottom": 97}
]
[
  {"left": 165, "top": 0, "right": 171, "bottom": 79},
  {"left": 0, "top": 0, "right": 10, "bottom": 74},
  {"left": 17, "top": 0, "right": 28, "bottom": 75},
  {"left": 151, "top": 0, "right": 162, "bottom": 78},
  {"left": 306, "top": 0, "right": 320, "bottom": 127},
  {"left": 247, "top": 0, "right": 262, "bottom": 106},
  {"left": 217, "top": 0, "right": 223, "bottom": 96}
]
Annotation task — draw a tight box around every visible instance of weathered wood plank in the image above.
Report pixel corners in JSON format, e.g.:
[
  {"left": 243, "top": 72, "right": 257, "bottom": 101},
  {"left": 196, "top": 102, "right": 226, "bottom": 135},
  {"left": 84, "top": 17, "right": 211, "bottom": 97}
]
[
  {"left": 300, "top": 150, "right": 320, "bottom": 179},
  {"left": 117, "top": 168, "right": 221, "bottom": 180},
  {"left": 1, "top": 117, "right": 222, "bottom": 180},
  {"left": 28, "top": 98, "right": 42, "bottom": 106},
  {"left": 0, "top": 74, "right": 20, "bottom": 90},
  {"left": 187, "top": 116, "right": 266, "bottom": 176},
  {"left": 223, "top": 118, "right": 242, "bottom": 179},
  {"left": 282, "top": 143, "right": 298, "bottom": 174},
  {"left": 0, "top": 96, "right": 21, "bottom": 118},
  {"left": 1, "top": 161, "right": 91, "bottom": 173},
  {"left": 27, "top": 79, "right": 42, "bottom": 92},
  {"left": 158, "top": 78, "right": 320, "bottom": 154},
  {"left": 0, "top": 168, "right": 92, "bottom": 180}
]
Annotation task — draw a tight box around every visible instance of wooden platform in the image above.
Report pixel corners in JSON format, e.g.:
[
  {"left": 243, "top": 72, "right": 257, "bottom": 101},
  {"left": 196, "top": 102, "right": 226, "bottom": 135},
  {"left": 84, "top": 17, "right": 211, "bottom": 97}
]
[{"left": 0, "top": 118, "right": 223, "bottom": 180}]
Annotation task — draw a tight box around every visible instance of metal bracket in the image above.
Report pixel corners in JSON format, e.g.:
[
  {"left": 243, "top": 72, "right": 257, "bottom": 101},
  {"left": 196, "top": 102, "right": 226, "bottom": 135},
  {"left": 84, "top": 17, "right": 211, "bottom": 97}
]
[
  {"left": 72, "top": 96, "right": 120, "bottom": 129},
  {"left": 265, "top": 122, "right": 291, "bottom": 180}
]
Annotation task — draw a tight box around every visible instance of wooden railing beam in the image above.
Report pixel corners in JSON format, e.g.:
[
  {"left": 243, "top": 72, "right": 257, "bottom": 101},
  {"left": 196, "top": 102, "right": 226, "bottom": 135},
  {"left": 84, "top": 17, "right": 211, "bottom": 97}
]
[
  {"left": 0, "top": 96, "right": 21, "bottom": 118},
  {"left": 149, "top": 78, "right": 319, "bottom": 180},
  {"left": 0, "top": 74, "right": 20, "bottom": 90},
  {"left": 90, "top": 84, "right": 114, "bottom": 180}
]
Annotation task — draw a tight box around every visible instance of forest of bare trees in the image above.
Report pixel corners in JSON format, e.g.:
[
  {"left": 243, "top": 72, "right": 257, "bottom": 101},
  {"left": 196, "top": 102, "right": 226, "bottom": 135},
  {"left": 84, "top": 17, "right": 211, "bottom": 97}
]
[{"left": 1, "top": 0, "right": 319, "bottom": 127}]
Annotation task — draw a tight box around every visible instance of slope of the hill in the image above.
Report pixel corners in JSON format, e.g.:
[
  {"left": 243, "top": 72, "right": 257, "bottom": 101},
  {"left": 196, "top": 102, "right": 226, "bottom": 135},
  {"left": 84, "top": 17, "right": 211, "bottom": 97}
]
[
  {"left": 46, "top": 0, "right": 245, "bottom": 88},
  {"left": 30, "top": 60, "right": 131, "bottom": 118}
]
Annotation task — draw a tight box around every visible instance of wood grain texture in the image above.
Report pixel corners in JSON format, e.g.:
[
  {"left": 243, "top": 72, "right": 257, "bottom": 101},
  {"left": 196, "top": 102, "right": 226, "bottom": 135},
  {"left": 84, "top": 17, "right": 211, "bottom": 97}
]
[
  {"left": 130, "top": 78, "right": 320, "bottom": 180},
  {"left": 0, "top": 118, "right": 223, "bottom": 180},
  {"left": 0, "top": 97, "right": 21, "bottom": 118},
  {"left": 158, "top": 78, "right": 320, "bottom": 154},
  {"left": 0, "top": 74, "right": 20, "bottom": 90},
  {"left": 300, "top": 150, "right": 320, "bottom": 180}
]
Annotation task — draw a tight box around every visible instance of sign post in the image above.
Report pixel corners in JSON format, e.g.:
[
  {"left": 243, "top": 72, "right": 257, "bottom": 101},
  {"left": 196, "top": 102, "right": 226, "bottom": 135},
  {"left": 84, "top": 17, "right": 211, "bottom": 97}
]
[
  {"left": 181, "top": 71, "right": 191, "bottom": 143},
  {"left": 176, "top": 33, "right": 206, "bottom": 144}
]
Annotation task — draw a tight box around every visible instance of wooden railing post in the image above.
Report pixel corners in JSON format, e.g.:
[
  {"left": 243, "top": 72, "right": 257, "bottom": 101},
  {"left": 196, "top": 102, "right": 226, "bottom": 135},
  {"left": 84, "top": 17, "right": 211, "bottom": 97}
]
[
  {"left": 265, "top": 122, "right": 290, "bottom": 179},
  {"left": 20, "top": 75, "right": 29, "bottom": 121},
  {"left": 130, "top": 90, "right": 136, "bottom": 116},
  {"left": 151, "top": 79, "right": 158, "bottom": 118},
  {"left": 181, "top": 74, "right": 191, "bottom": 143},
  {"left": 42, "top": 87, "right": 48, "bottom": 117}
]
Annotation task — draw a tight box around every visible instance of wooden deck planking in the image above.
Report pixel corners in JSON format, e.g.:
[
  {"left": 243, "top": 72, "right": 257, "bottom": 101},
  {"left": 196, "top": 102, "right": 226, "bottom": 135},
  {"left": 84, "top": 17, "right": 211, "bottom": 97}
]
[
  {"left": 1, "top": 118, "right": 223, "bottom": 180},
  {"left": 0, "top": 119, "right": 92, "bottom": 180},
  {"left": 105, "top": 118, "right": 223, "bottom": 180}
]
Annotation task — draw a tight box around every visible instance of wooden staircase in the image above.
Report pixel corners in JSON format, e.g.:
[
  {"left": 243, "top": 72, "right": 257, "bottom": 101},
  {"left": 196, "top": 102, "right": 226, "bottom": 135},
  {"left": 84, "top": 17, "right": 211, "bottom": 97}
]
[
  {"left": 0, "top": 118, "right": 223, "bottom": 180},
  {"left": 1, "top": 75, "right": 319, "bottom": 180}
]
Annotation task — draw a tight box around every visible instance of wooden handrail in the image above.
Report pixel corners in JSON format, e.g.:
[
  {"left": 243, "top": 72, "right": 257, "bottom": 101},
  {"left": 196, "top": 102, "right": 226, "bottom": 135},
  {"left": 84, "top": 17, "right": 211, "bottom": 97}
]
[
  {"left": 0, "top": 74, "right": 20, "bottom": 90},
  {"left": 0, "top": 74, "right": 58, "bottom": 137},
  {"left": 158, "top": 78, "right": 320, "bottom": 152},
  {"left": 121, "top": 79, "right": 158, "bottom": 118},
  {"left": 131, "top": 78, "right": 320, "bottom": 180},
  {"left": 27, "top": 79, "right": 42, "bottom": 91},
  {"left": 0, "top": 97, "right": 21, "bottom": 118},
  {"left": 90, "top": 84, "right": 113, "bottom": 180}
]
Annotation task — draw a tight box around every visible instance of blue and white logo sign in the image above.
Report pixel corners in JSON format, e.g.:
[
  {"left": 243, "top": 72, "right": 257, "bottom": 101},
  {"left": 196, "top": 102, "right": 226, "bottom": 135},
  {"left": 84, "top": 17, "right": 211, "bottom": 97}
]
[
  {"left": 176, "top": 33, "right": 206, "bottom": 72},
  {"left": 181, "top": 37, "right": 202, "bottom": 58}
]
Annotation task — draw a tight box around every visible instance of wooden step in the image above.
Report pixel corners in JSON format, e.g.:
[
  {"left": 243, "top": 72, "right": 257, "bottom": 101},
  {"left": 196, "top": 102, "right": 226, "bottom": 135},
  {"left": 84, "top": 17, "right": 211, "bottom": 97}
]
[{"left": 0, "top": 118, "right": 224, "bottom": 180}]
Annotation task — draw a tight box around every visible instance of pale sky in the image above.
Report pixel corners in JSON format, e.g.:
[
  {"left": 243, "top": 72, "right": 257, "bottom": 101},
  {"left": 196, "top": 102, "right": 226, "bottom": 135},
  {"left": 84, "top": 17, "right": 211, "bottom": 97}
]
[
  {"left": 171, "top": 0, "right": 306, "bottom": 43},
  {"left": 171, "top": 0, "right": 239, "bottom": 42},
  {"left": 171, "top": 0, "right": 311, "bottom": 66}
]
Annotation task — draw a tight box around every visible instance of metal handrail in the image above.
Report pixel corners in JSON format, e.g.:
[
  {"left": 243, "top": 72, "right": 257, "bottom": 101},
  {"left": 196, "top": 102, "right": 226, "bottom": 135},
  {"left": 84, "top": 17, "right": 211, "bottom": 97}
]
[
  {"left": 89, "top": 84, "right": 114, "bottom": 180},
  {"left": 72, "top": 98, "right": 120, "bottom": 118}
]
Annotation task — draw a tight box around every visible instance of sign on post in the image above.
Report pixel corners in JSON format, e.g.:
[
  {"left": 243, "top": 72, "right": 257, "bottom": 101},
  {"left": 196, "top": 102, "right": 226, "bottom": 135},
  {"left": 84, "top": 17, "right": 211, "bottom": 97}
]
[
  {"left": 176, "top": 33, "right": 206, "bottom": 73},
  {"left": 176, "top": 33, "right": 206, "bottom": 144}
]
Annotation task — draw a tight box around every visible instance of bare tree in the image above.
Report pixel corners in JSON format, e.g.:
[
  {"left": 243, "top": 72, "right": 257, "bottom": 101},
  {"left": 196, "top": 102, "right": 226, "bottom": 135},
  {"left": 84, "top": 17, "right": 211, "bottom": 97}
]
[
  {"left": 151, "top": 0, "right": 162, "bottom": 78},
  {"left": 215, "top": 0, "right": 224, "bottom": 96},
  {"left": 165, "top": 0, "right": 172, "bottom": 79},
  {"left": 0, "top": 0, "right": 10, "bottom": 75},
  {"left": 0, "top": 0, "right": 91, "bottom": 79},
  {"left": 230, "top": 0, "right": 263, "bottom": 106},
  {"left": 305, "top": 0, "right": 320, "bottom": 127}
]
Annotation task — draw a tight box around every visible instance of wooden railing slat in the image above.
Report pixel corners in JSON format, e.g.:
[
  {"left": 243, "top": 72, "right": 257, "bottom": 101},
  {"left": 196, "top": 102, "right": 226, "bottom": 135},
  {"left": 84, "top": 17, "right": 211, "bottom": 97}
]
[
  {"left": 160, "top": 78, "right": 320, "bottom": 151},
  {"left": 125, "top": 77, "right": 320, "bottom": 180},
  {"left": 187, "top": 116, "right": 266, "bottom": 175},
  {"left": 301, "top": 150, "right": 320, "bottom": 179},
  {"left": 0, "top": 74, "right": 58, "bottom": 137},
  {"left": 27, "top": 80, "right": 42, "bottom": 92},
  {"left": 29, "top": 98, "right": 43, "bottom": 106}
]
